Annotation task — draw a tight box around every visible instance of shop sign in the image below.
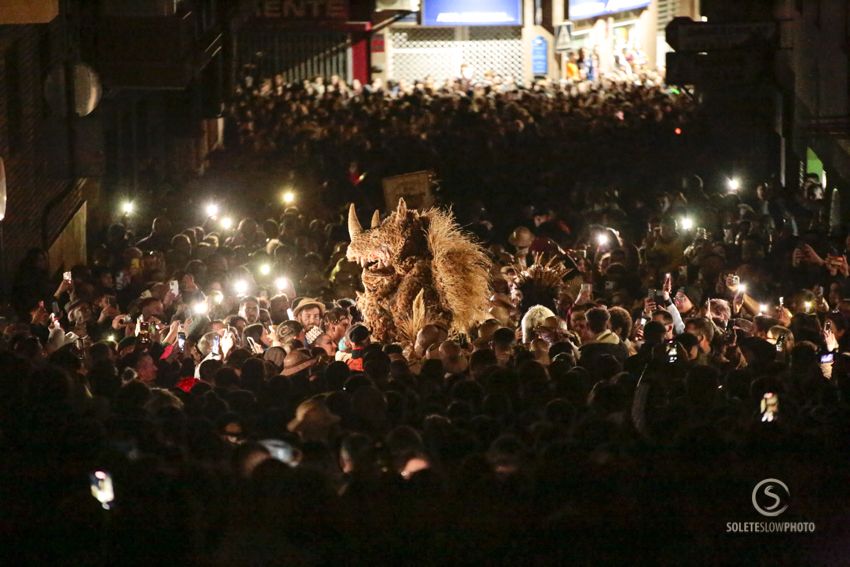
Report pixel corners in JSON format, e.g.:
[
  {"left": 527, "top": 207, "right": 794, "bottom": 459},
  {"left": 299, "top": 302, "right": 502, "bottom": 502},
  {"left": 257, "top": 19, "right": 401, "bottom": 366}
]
[
  {"left": 666, "top": 17, "right": 776, "bottom": 52},
  {"left": 382, "top": 171, "right": 435, "bottom": 211},
  {"left": 532, "top": 36, "right": 548, "bottom": 76},
  {"left": 554, "top": 22, "right": 573, "bottom": 52},
  {"left": 422, "top": 0, "right": 521, "bottom": 26},
  {"left": 568, "top": 0, "right": 650, "bottom": 21},
  {"left": 665, "top": 50, "right": 770, "bottom": 86},
  {"left": 256, "top": 0, "right": 349, "bottom": 21}
]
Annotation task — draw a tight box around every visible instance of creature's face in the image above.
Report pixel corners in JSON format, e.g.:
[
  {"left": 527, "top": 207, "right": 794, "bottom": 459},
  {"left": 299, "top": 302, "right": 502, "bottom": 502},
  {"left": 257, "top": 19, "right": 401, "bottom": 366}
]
[{"left": 346, "top": 200, "right": 429, "bottom": 294}]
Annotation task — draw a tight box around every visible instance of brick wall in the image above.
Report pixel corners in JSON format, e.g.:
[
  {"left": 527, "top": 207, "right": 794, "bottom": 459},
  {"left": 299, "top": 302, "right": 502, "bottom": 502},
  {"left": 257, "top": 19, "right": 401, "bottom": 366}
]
[{"left": 0, "top": 20, "right": 83, "bottom": 280}]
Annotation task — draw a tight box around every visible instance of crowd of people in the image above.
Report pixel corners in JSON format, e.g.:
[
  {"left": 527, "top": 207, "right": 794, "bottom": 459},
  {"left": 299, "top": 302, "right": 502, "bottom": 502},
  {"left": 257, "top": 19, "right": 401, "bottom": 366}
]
[
  {"left": 224, "top": 68, "right": 697, "bottom": 220},
  {"left": 4, "top": 73, "right": 850, "bottom": 564}
]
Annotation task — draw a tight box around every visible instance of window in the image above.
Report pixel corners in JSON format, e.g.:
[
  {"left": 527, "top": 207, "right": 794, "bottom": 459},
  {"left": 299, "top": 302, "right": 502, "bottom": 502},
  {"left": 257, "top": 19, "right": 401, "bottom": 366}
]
[{"left": 4, "top": 43, "right": 22, "bottom": 155}]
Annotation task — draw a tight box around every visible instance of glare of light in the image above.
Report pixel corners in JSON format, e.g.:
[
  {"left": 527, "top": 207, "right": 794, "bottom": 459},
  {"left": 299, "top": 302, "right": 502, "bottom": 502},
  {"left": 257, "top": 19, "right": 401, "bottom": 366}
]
[
  {"left": 596, "top": 232, "right": 610, "bottom": 247},
  {"left": 804, "top": 301, "right": 813, "bottom": 312},
  {"left": 205, "top": 203, "right": 219, "bottom": 218},
  {"left": 727, "top": 177, "right": 740, "bottom": 191},
  {"left": 211, "top": 291, "right": 224, "bottom": 304},
  {"left": 220, "top": 216, "right": 233, "bottom": 230},
  {"left": 107, "top": 334, "right": 116, "bottom": 342},
  {"left": 282, "top": 191, "right": 295, "bottom": 205},
  {"left": 121, "top": 201, "right": 135, "bottom": 215},
  {"left": 738, "top": 283, "right": 747, "bottom": 294},
  {"left": 680, "top": 217, "right": 694, "bottom": 231},
  {"left": 95, "top": 471, "right": 106, "bottom": 480},
  {"left": 759, "top": 304, "right": 768, "bottom": 315},
  {"left": 674, "top": 127, "right": 682, "bottom": 135},
  {"left": 233, "top": 279, "right": 249, "bottom": 296},
  {"left": 259, "top": 263, "right": 271, "bottom": 276},
  {"left": 275, "top": 276, "right": 289, "bottom": 292},
  {"left": 193, "top": 301, "right": 209, "bottom": 315}
]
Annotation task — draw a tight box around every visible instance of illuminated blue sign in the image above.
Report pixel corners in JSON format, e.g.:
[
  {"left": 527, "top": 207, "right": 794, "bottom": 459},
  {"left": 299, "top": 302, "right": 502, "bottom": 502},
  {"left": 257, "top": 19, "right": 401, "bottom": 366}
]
[
  {"left": 568, "top": 0, "right": 651, "bottom": 20},
  {"left": 422, "top": 0, "right": 522, "bottom": 26}
]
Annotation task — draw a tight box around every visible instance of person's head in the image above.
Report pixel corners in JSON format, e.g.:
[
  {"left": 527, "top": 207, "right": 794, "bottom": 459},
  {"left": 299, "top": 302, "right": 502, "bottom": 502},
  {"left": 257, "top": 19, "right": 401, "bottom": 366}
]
[
  {"left": 268, "top": 294, "right": 290, "bottom": 324},
  {"left": 346, "top": 323, "right": 371, "bottom": 349},
  {"left": 313, "top": 333, "right": 336, "bottom": 357},
  {"left": 651, "top": 309, "right": 674, "bottom": 340},
  {"left": 139, "top": 297, "right": 165, "bottom": 321},
  {"left": 152, "top": 216, "right": 172, "bottom": 236},
  {"left": 243, "top": 322, "right": 270, "bottom": 348},
  {"left": 414, "top": 324, "right": 448, "bottom": 358},
  {"left": 676, "top": 332, "right": 701, "bottom": 361},
  {"left": 323, "top": 306, "right": 351, "bottom": 342},
  {"left": 643, "top": 320, "right": 666, "bottom": 346},
  {"left": 608, "top": 306, "right": 632, "bottom": 342},
  {"left": 294, "top": 299, "right": 324, "bottom": 329},
  {"left": 685, "top": 317, "right": 714, "bottom": 354},
  {"left": 128, "top": 351, "right": 157, "bottom": 385},
  {"left": 569, "top": 306, "right": 592, "bottom": 344},
  {"left": 238, "top": 296, "right": 260, "bottom": 324},
  {"left": 585, "top": 307, "right": 610, "bottom": 336}
]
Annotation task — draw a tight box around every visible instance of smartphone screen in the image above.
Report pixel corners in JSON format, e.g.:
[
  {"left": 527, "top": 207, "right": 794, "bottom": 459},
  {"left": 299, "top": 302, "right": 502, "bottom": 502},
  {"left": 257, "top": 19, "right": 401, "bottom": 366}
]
[
  {"left": 820, "top": 352, "right": 835, "bottom": 364},
  {"left": 169, "top": 280, "right": 179, "bottom": 296},
  {"left": 89, "top": 470, "right": 115, "bottom": 510},
  {"left": 761, "top": 392, "right": 779, "bottom": 422},
  {"left": 177, "top": 332, "right": 186, "bottom": 352},
  {"left": 666, "top": 341, "right": 678, "bottom": 364},
  {"left": 212, "top": 334, "right": 221, "bottom": 356},
  {"left": 63, "top": 271, "right": 72, "bottom": 282}
]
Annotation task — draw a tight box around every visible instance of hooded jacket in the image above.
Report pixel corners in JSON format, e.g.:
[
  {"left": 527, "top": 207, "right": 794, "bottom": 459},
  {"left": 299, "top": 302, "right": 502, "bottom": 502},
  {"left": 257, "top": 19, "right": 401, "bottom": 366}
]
[{"left": 579, "top": 329, "right": 629, "bottom": 367}]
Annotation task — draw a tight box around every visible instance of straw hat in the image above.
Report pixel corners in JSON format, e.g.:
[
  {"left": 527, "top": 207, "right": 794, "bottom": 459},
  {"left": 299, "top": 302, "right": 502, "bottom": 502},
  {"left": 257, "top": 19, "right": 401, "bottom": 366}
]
[{"left": 287, "top": 397, "right": 340, "bottom": 433}]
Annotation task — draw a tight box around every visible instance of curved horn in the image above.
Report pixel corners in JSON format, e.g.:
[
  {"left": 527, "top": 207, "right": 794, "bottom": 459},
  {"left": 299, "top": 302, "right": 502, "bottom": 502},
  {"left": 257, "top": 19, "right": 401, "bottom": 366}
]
[
  {"left": 370, "top": 209, "right": 381, "bottom": 228},
  {"left": 396, "top": 197, "right": 408, "bottom": 217},
  {"left": 348, "top": 204, "right": 362, "bottom": 238}
]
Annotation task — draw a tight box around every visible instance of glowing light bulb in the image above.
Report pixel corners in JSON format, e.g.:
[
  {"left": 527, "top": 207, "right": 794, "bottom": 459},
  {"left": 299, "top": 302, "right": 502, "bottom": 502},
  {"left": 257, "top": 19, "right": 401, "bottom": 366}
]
[
  {"left": 282, "top": 191, "right": 295, "bottom": 205},
  {"left": 680, "top": 217, "right": 694, "bottom": 231},
  {"left": 205, "top": 203, "right": 219, "bottom": 218},
  {"left": 220, "top": 216, "right": 233, "bottom": 230},
  {"left": 728, "top": 178, "right": 740, "bottom": 192},
  {"left": 121, "top": 201, "right": 135, "bottom": 215},
  {"left": 259, "top": 263, "right": 271, "bottom": 276}
]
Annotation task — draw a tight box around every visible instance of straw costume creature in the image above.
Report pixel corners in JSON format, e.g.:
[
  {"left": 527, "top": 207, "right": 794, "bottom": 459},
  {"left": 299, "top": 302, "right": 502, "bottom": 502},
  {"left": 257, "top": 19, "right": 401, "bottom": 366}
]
[{"left": 346, "top": 199, "right": 491, "bottom": 344}]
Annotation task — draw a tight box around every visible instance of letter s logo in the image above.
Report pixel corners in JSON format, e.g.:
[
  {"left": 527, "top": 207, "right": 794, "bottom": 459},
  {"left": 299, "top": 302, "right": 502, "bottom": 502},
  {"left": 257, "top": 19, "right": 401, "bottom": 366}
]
[{"left": 752, "top": 478, "right": 789, "bottom": 517}]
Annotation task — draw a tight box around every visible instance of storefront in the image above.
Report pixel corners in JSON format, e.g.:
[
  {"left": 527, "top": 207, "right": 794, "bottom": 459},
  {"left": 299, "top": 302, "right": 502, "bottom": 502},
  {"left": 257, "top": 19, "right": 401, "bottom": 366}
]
[
  {"left": 557, "top": 0, "right": 701, "bottom": 76},
  {"left": 563, "top": 0, "right": 655, "bottom": 78},
  {"left": 236, "top": 0, "right": 370, "bottom": 84},
  {"left": 376, "top": 0, "right": 537, "bottom": 85}
]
